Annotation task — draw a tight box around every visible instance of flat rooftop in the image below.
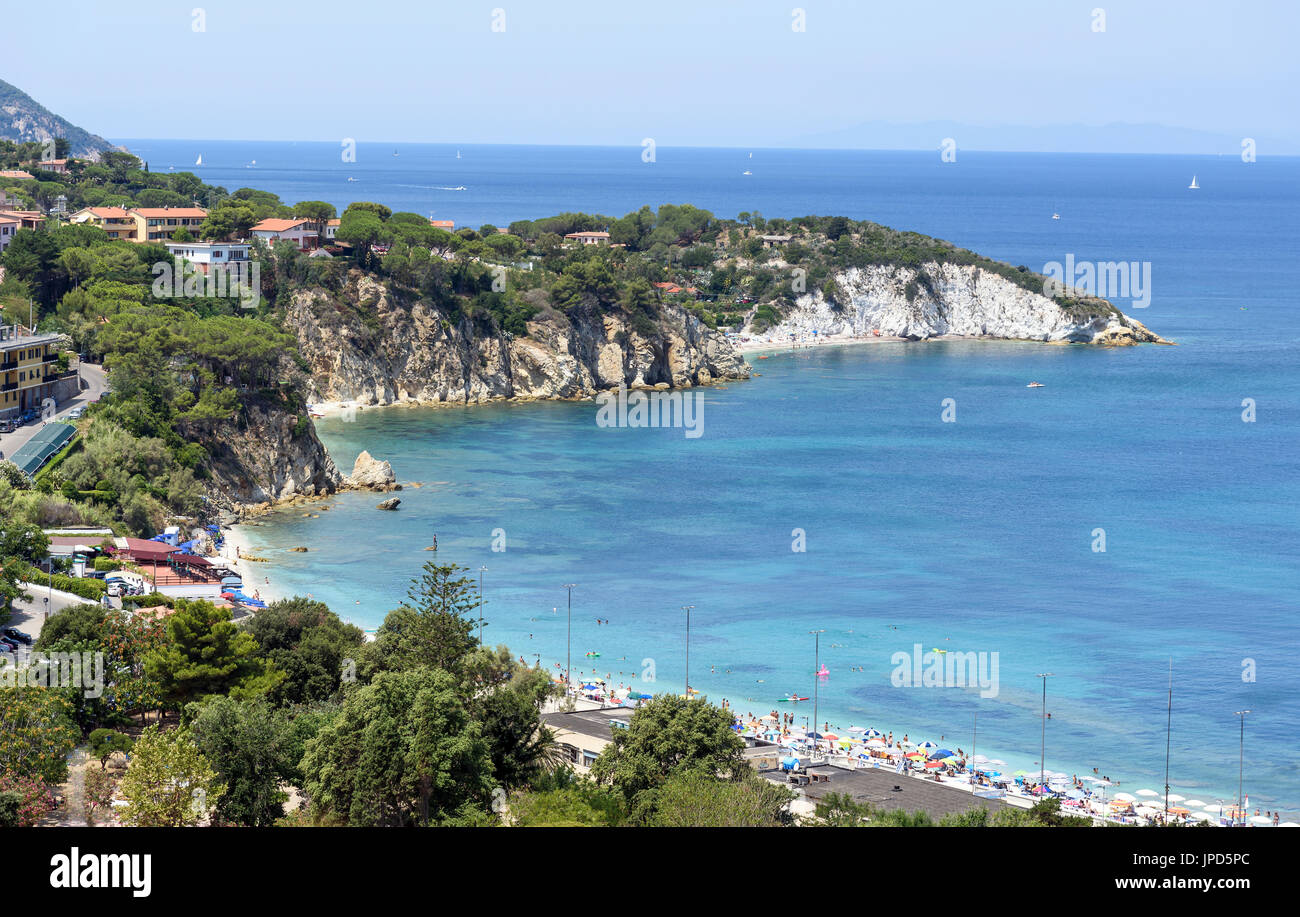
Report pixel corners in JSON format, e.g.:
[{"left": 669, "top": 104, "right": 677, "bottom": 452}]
[
  {"left": 542, "top": 707, "right": 636, "bottom": 742},
  {"left": 760, "top": 763, "right": 1010, "bottom": 821},
  {"left": 0, "top": 331, "right": 63, "bottom": 350}
]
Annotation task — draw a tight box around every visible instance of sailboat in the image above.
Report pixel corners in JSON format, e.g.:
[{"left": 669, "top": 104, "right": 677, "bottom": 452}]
[
  {"left": 456, "top": 150, "right": 462, "bottom": 159},
  {"left": 1188, "top": 175, "right": 1199, "bottom": 190},
  {"left": 743, "top": 169, "right": 752, "bottom": 176},
  {"left": 195, "top": 154, "right": 202, "bottom": 166}
]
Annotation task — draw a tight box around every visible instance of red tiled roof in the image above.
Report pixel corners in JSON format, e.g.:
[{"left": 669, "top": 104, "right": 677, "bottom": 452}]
[
  {"left": 252, "top": 217, "right": 312, "bottom": 233},
  {"left": 131, "top": 207, "right": 208, "bottom": 218}
]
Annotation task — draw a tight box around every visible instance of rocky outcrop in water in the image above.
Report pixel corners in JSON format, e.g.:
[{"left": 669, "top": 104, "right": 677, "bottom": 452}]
[
  {"left": 346, "top": 450, "right": 398, "bottom": 491},
  {"left": 285, "top": 273, "right": 751, "bottom": 407},
  {"left": 755, "top": 263, "right": 1170, "bottom": 345}
]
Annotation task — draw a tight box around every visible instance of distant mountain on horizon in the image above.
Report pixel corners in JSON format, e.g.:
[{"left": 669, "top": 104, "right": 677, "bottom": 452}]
[
  {"left": 781, "top": 119, "right": 1297, "bottom": 156},
  {"left": 0, "top": 78, "right": 119, "bottom": 158}
]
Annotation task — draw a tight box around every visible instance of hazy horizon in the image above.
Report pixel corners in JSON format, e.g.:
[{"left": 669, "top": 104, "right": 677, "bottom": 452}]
[{"left": 7, "top": 0, "right": 1298, "bottom": 155}]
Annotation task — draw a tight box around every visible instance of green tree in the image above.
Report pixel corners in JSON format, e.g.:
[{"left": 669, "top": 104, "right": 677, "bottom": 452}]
[
  {"left": 300, "top": 667, "right": 494, "bottom": 826},
  {"left": 145, "top": 599, "right": 280, "bottom": 708},
  {"left": 588, "top": 695, "right": 746, "bottom": 814},
  {"left": 644, "top": 771, "right": 794, "bottom": 827},
  {"left": 88, "top": 729, "right": 134, "bottom": 769},
  {"left": 118, "top": 725, "right": 224, "bottom": 827},
  {"left": 189, "top": 696, "right": 294, "bottom": 826}
]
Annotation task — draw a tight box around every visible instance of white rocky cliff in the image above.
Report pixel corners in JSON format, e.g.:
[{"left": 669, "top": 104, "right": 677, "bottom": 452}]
[{"left": 756, "top": 263, "right": 1170, "bottom": 346}]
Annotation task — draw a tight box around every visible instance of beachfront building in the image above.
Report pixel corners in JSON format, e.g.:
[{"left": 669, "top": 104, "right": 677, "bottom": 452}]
[
  {"left": 0, "top": 326, "right": 62, "bottom": 420},
  {"left": 251, "top": 217, "right": 318, "bottom": 250},
  {"left": 0, "top": 169, "right": 35, "bottom": 181},
  {"left": 428, "top": 219, "right": 454, "bottom": 232},
  {"left": 68, "top": 206, "right": 138, "bottom": 240},
  {"left": 761, "top": 234, "right": 793, "bottom": 248},
  {"left": 541, "top": 707, "right": 636, "bottom": 771},
  {"left": 564, "top": 230, "right": 610, "bottom": 246},
  {"left": 324, "top": 218, "right": 340, "bottom": 241},
  {"left": 163, "top": 240, "right": 252, "bottom": 274},
  {"left": 130, "top": 206, "right": 208, "bottom": 242}
]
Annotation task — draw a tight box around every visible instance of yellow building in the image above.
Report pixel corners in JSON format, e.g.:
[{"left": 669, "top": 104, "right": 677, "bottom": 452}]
[
  {"left": 129, "top": 207, "right": 208, "bottom": 243},
  {"left": 0, "top": 328, "right": 61, "bottom": 419},
  {"left": 67, "top": 206, "right": 138, "bottom": 241},
  {"left": 68, "top": 206, "right": 208, "bottom": 242}
]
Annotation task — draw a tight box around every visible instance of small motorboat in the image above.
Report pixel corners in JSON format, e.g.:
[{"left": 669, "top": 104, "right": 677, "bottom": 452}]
[{"left": 1027, "top": 381, "right": 1045, "bottom": 388}]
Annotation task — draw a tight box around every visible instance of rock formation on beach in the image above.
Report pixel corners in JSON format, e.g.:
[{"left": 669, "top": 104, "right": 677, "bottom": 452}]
[{"left": 346, "top": 450, "right": 399, "bottom": 491}]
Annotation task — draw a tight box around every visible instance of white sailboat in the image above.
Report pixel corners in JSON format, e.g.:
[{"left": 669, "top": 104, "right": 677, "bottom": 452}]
[
  {"left": 195, "top": 154, "right": 203, "bottom": 166},
  {"left": 1188, "top": 175, "right": 1199, "bottom": 190},
  {"left": 456, "top": 150, "right": 462, "bottom": 159}
]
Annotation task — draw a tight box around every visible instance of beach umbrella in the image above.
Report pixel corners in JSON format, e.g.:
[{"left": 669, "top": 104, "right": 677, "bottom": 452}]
[
  {"left": 1166, "top": 793, "right": 1186, "bottom": 803},
  {"left": 1167, "top": 806, "right": 1191, "bottom": 817},
  {"left": 1013, "top": 770, "right": 1031, "bottom": 777},
  {"left": 865, "top": 729, "right": 884, "bottom": 738},
  {"left": 760, "top": 713, "right": 778, "bottom": 721},
  {"left": 1136, "top": 789, "right": 1159, "bottom": 797},
  {"left": 1113, "top": 792, "right": 1136, "bottom": 802},
  {"left": 848, "top": 726, "right": 866, "bottom": 734},
  {"left": 988, "top": 759, "right": 1006, "bottom": 766},
  {"left": 915, "top": 741, "right": 938, "bottom": 750},
  {"left": 905, "top": 752, "right": 927, "bottom": 760},
  {"left": 972, "top": 754, "right": 990, "bottom": 764},
  {"left": 929, "top": 749, "right": 956, "bottom": 760},
  {"left": 1066, "top": 789, "right": 1086, "bottom": 800},
  {"left": 1250, "top": 815, "right": 1272, "bottom": 825},
  {"left": 821, "top": 733, "right": 839, "bottom": 742},
  {"left": 923, "top": 761, "right": 944, "bottom": 769},
  {"left": 866, "top": 739, "right": 887, "bottom": 748},
  {"left": 1184, "top": 799, "right": 1207, "bottom": 808},
  {"left": 1280, "top": 822, "right": 1299, "bottom": 828},
  {"left": 1198, "top": 810, "right": 1222, "bottom": 822}
]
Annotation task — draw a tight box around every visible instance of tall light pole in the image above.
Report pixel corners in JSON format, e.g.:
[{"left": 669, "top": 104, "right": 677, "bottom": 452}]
[
  {"left": 810, "top": 629, "right": 825, "bottom": 748},
  {"left": 681, "top": 605, "right": 695, "bottom": 699},
  {"left": 562, "top": 584, "right": 576, "bottom": 693},
  {"left": 1036, "top": 673, "right": 1054, "bottom": 787},
  {"left": 970, "top": 712, "right": 978, "bottom": 790},
  {"left": 1163, "top": 660, "right": 1173, "bottom": 825},
  {"left": 1235, "top": 710, "right": 1250, "bottom": 826},
  {"left": 477, "top": 565, "right": 487, "bottom": 643}
]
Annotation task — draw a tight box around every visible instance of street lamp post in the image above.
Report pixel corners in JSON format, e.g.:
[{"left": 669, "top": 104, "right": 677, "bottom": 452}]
[
  {"left": 1234, "top": 710, "right": 1250, "bottom": 826},
  {"left": 477, "top": 565, "right": 487, "bottom": 643},
  {"left": 1036, "top": 673, "right": 1054, "bottom": 787},
  {"left": 562, "top": 584, "right": 576, "bottom": 693},
  {"left": 810, "top": 629, "right": 825, "bottom": 751},
  {"left": 681, "top": 605, "right": 694, "bottom": 699}
]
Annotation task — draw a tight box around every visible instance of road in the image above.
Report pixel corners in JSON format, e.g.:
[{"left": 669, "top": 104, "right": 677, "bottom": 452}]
[{"left": 0, "top": 360, "right": 108, "bottom": 464}]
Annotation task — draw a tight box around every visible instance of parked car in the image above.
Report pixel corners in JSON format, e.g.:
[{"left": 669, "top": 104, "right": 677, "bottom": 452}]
[
  {"left": 0, "top": 419, "right": 14, "bottom": 433},
  {"left": 0, "top": 642, "right": 13, "bottom": 654},
  {"left": 0, "top": 636, "right": 20, "bottom": 651},
  {"left": 20, "top": 410, "right": 38, "bottom": 425},
  {"left": 106, "top": 583, "right": 123, "bottom": 597},
  {"left": 66, "top": 406, "right": 85, "bottom": 419},
  {"left": 2, "top": 627, "right": 33, "bottom": 645}
]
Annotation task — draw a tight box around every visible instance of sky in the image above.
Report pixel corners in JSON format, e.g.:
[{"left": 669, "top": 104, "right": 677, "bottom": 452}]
[{"left": 5, "top": 0, "right": 1298, "bottom": 152}]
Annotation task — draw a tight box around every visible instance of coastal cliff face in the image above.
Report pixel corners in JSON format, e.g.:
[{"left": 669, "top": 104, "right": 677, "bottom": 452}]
[
  {"left": 759, "top": 263, "right": 1169, "bottom": 345},
  {"left": 205, "top": 400, "right": 343, "bottom": 515},
  {"left": 285, "top": 273, "right": 751, "bottom": 406}
]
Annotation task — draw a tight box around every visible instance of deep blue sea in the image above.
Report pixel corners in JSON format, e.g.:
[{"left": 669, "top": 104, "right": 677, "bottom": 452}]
[{"left": 128, "top": 139, "right": 1300, "bottom": 816}]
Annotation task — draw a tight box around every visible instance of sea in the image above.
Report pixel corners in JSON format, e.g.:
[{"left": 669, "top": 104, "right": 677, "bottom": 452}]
[{"left": 120, "top": 138, "right": 1300, "bottom": 816}]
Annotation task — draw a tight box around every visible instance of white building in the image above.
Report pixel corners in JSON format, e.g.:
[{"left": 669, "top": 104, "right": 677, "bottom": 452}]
[
  {"left": 251, "top": 217, "right": 318, "bottom": 249},
  {"left": 163, "top": 240, "right": 252, "bottom": 273}
]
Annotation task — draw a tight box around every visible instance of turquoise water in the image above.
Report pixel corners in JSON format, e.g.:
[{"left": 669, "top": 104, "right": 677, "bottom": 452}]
[{"left": 228, "top": 147, "right": 1298, "bottom": 815}]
